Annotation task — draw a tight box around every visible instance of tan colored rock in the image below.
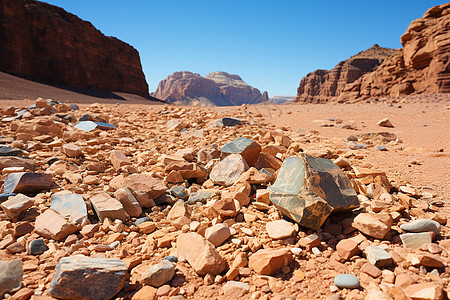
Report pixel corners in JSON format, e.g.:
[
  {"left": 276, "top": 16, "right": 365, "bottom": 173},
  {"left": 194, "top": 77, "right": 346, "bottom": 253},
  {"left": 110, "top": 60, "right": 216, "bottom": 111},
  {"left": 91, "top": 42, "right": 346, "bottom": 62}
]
[
  {"left": 266, "top": 220, "right": 295, "bottom": 240},
  {"left": 209, "top": 154, "right": 249, "bottom": 186},
  {"left": 336, "top": 238, "right": 360, "bottom": 260},
  {"left": 109, "top": 174, "right": 166, "bottom": 200},
  {"left": 360, "top": 263, "right": 381, "bottom": 278},
  {"left": 167, "top": 200, "right": 191, "bottom": 221},
  {"left": 165, "top": 161, "right": 207, "bottom": 179},
  {"left": 89, "top": 193, "right": 127, "bottom": 221},
  {"left": 377, "top": 118, "right": 394, "bottom": 128},
  {"left": 62, "top": 144, "right": 82, "bottom": 158},
  {"left": 114, "top": 188, "right": 142, "bottom": 218},
  {"left": 255, "top": 189, "right": 270, "bottom": 204},
  {"left": 352, "top": 213, "right": 393, "bottom": 239},
  {"left": 248, "top": 248, "right": 293, "bottom": 275},
  {"left": 35, "top": 209, "right": 78, "bottom": 241},
  {"left": 166, "top": 170, "right": 184, "bottom": 184},
  {"left": 205, "top": 223, "right": 231, "bottom": 247},
  {"left": 0, "top": 194, "right": 33, "bottom": 219},
  {"left": 110, "top": 150, "right": 131, "bottom": 170},
  {"left": 407, "top": 253, "right": 444, "bottom": 268},
  {"left": 132, "top": 286, "right": 157, "bottom": 300},
  {"left": 177, "top": 232, "right": 227, "bottom": 275},
  {"left": 405, "top": 282, "right": 443, "bottom": 300}
]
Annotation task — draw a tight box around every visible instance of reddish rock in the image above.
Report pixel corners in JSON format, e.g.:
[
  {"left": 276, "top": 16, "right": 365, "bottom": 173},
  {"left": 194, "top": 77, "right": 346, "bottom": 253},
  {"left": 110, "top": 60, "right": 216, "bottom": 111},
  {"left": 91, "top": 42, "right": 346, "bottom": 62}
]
[
  {"left": 62, "top": 144, "right": 82, "bottom": 158},
  {"left": 405, "top": 282, "right": 443, "bottom": 300},
  {"left": 89, "top": 193, "right": 127, "bottom": 222},
  {"left": 209, "top": 154, "right": 249, "bottom": 186},
  {"left": 352, "top": 213, "right": 393, "bottom": 239},
  {"left": 176, "top": 232, "right": 227, "bottom": 275},
  {"left": 0, "top": 0, "right": 149, "bottom": 97},
  {"left": 114, "top": 188, "right": 142, "bottom": 218},
  {"left": 110, "top": 150, "right": 131, "bottom": 170},
  {"left": 220, "top": 137, "right": 261, "bottom": 167},
  {"left": 205, "top": 223, "right": 231, "bottom": 247},
  {"left": 248, "top": 248, "right": 293, "bottom": 275},
  {"left": 35, "top": 209, "right": 78, "bottom": 241},
  {"left": 0, "top": 194, "right": 33, "bottom": 219},
  {"left": 360, "top": 263, "right": 381, "bottom": 278},
  {"left": 336, "top": 239, "right": 360, "bottom": 260},
  {"left": 109, "top": 174, "right": 166, "bottom": 200}
]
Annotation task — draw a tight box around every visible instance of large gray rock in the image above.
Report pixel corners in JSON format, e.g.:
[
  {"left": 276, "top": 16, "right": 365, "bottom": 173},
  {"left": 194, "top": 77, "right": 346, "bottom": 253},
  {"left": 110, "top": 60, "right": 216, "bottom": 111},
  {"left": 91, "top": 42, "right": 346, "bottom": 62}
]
[
  {"left": 220, "top": 137, "right": 261, "bottom": 166},
  {"left": 50, "top": 193, "right": 87, "bottom": 224},
  {"left": 48, "top": 255, "right": 126, "bottom": 300},
  {"left": 0, "top": 259, "right": 22, "bottom": 297},
  {"left": 268, "top": 155, "right": 359, "bottom": 230}
]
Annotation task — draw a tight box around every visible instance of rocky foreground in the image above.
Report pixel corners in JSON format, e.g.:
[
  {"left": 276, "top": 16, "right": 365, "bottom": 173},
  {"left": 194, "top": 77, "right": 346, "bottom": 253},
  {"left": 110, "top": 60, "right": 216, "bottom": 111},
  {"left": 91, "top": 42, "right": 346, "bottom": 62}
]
[{"left": 0, "top": 99, "right": 449, "bottom": 300}]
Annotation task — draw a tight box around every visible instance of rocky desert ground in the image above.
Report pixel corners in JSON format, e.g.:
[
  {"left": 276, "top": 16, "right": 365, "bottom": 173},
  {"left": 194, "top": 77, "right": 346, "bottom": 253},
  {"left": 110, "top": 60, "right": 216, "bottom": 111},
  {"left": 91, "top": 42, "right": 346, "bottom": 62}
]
[{"left": 0, "top": 94, "right": 448, "bottom": 300}]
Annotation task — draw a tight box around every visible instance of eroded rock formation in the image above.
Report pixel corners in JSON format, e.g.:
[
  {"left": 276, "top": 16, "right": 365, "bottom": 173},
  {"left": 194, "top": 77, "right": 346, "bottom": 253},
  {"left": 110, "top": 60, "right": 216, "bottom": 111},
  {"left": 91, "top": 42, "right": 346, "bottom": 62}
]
[
  {"left": 152, "top": 71, "right": 262, "bottom": 106},
  {"left": 0, "top": 0, "right": 149, "bottom": 97},
  {"left": 295, "top": 45, "right": 396, "bottom": 103}
]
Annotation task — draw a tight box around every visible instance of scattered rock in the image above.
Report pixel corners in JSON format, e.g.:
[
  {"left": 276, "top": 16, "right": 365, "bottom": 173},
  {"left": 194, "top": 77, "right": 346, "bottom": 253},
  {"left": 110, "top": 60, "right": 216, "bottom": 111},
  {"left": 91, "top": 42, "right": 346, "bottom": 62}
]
[
  {"left": 266, "top": 220, "right": 296, "bottom": 240},
  {"left": 404, "top": 282, "right": 443, "bottom": 300},
  {"left": 365, "top": 246, "right": 393, "bottom": 268},
  {"left": 0, "top": 193, "right": 33, "bottom": 219},
  {"left": 333, "top": 274, "right": 360, "bottom": 289},
  {"left": 0, "top": 259, "right": 22, "bottom": 297},
  {"left": 400, "top": 219, "right": 441, "bottom": 235},
  {"left": 142, "top": 260, "right": 176, "bottom": 288},
  {"left": 89, "top": 193, "right": 127, "bottom": 222},
  {"left": 336, "top": 239, "right": 360, "bottom": 260},
  {"left": 352, "top": 213, "right": 392, "bottom": 239},
  {"left": 220, "top": 137, "right": 261, "bottom": 166},
  {"left": 377, "top": 118, "right": 394, "bottom": 128},
  {"left": 223, "top": 281, "right": 250, "bottom": 298},
  {"left": 34, "top": 209, "right": 78, "bottom": 241},
  {"left": 209, "top": 153, "right": 249, "bottom": 186},
  {"left": 3, "top": 172, "right": 52, "bottom": 195},
  {"left": 28, "top": 239, "right": 48, "bottom": 255},
  {"left": 248, "top": 248, "right": 293, "bottom": 275},
  {"left": 205, "top": 223, "right": 231, "bottom": 247},
  {"left": 50, "top": 193, "right": 87, "bottom": 224},
  {"left": 400, "top": 232, "right": 433, "bottom": 249}
]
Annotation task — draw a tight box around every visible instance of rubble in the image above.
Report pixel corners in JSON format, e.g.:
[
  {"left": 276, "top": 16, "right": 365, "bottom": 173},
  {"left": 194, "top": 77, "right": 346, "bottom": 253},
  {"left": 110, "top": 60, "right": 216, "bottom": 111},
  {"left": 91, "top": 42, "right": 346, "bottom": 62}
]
[{"left": 0, "top": 260, "right": 22, "bottom": 297}]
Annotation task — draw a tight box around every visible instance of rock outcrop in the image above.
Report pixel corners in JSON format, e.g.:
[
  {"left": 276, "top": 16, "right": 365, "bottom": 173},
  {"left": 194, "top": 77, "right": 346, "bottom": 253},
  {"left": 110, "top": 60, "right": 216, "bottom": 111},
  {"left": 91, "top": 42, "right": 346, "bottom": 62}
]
[
  {"left": 337, "top": 3, "right": 450, "bottom": 101},
  {"left": 295, "top": 44, "right": 396, "bottom": 103},
  {"left": 152, "top": 71, "right": 263, "bottom": 106},
  {"left": 0, "top": 0, "right": 149, "bottom": 97}
]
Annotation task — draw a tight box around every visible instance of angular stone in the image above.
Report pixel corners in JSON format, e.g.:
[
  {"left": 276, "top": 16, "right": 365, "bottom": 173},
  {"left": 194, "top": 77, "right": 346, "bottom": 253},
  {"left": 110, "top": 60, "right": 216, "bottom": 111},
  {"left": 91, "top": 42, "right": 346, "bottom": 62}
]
[
  {"left": 268, "top": 155, "right": 358, "bottom": 230},
  {"left": 352, "top": 213, "right": 392, "bottom": 239},
  {"left": 400, "top": 219, "right": 441, "bottom": 235},
  {"left": 395, "top": 273, "right": 416, "bottom": 289},
  {"left": 75, "top": 121, "right": 115, "bottom": 132},
  {"left": 299, "top": 234, "right": 321, "bottom": 249},
  {"left": 209, "top": 154, "right": 249, "bottom": 186},
  {"left": 35, "top": 209, "right": 78, "bottom": 241},
  {"left": 50, "top": 193, "right": 87, "bottom": 224},
  {"left": 0, "top": 157, "right": 36, "bottom": 171},
  {"left": 205, "top": 223, "right": 231, "bottom": 247},
  {"left": 187, "top": 191, "right": 214, "bottom": 204},
  {"left": 132, "top": 190, "right": 155, "bottom": 209},
  {"left": 110, "top": 150, "right": 131, "bottom": 170},
  {"left": 207, "top": 198, "right": 237, "bottom": 219},
  {"left": 361, "top": 263, "right": 381, "bottom": 278},
  {"left": 266, "top": 220, "right": 295, "bottom": 240},
  {"left": 256, "top": 189, "right": 270, "bottom": 204},
  {"left": 166, "top": 170, "right": 184, "bottom": 184},
  {"left": 213, "top": 117, "right": 241, "bottom": 127},
  {"left": 165, "top": 161, "right": 207, "bottom": 179},
  {"left": 167, "top": 200, "right": 191, "bottom": 221},
  {"left": 377, "top": 118, "right": 394, "bottom": 128},
  {"left": 3, "top": 172, "right": 52, "bottom": 195},
  {"left": 365, "top": 246, "right": 393, "bottom": 268},
  {"left": 254, "top": 152, "right": 283, "bottom": 171},
  {"left": 114, "top": 188, "right": 142, "bottom": 218},
  {"left": 336, "top": 239, "right": 360, "bottom": 260},
  {"left": 89, "top": 193, "right": 127, "bottom": 222},
  {"left": 48, "top": 256, "right": 126, "bottom": 300},
  {"left": 248, "top": 248, "right": 293, "bottom": 275},
  {"left": 0, "top": 194, "right": 33, "bottom": 219},
  {"left": 109, "top": 174, "right": 166, "bottom": 200},
  {"left": 176, "top": 232, "right": 226, "bottom": 275},
  {"left": 220, "top": 137, "right": 261, "bottom": 166},
  {"left": 62, "top": 144, "right": 82, "bottom": 158},
  {"left": 29, "top": 239, "right": 48, "bottom": 255},
  {"left": 223, "top": 281, "right": 250, "bottom": 298},
  {"left": 407, "top": 253, "right": 444, "bottom": 268},
  {"left": 141, "top": 260, "right": 176, "bottom": 288},
  {"left": 0, "top": 259, "right": 22, "bottom": 297},
  {"left": 400, "top": 232, "right": 433, "bottom": 249},
  {"left": 405, "top": 282, "right": 443, "bottom": 300},
  {"left": 0, "top": 146, "right": 23, "bottom": 157},
  {"left": 131, "top": 286, "right": 157, "bottom": 300}
]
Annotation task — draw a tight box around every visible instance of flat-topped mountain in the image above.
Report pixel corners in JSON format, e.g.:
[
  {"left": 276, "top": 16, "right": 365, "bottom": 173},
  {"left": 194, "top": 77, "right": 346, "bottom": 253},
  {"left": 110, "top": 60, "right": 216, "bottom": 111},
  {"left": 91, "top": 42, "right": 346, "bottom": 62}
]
[
  {"left": 0, "top": 0, "right": 149, "bottom": 97},
  {"left": 152, "top": 71, "right": 263, "bottom": 106},
  {"left": 295, "top": 44, "right": 397, "bottom": 103}
]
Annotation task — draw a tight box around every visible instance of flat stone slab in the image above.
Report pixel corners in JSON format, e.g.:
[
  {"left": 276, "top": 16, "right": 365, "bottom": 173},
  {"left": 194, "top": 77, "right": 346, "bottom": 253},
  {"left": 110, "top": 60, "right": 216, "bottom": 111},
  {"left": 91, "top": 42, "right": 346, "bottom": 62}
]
[
  {"left": 266, "top": 220, "right": 296, "bottom": 240},
  {"left": 400, "top": 232, "right": 433, "bottom": 249},
  {"left": 0, "top": 259, "right": 22, "bottom": 297},
  {"left": 0, "top": 193, "right": 33, "bottom": 219},
  {"left": 35, "top": 209, "right": 78, "bottom": 241},
  {"left": 400, "top": 219, "right": 441, "bottom": 235},
  {"left": 50, "top": 193, "right": 87, "bottom": 224},
  {"left": 220, "top": 137, "right": 261, "bottom": 166},
  {"left": 89, "top": 193, "right": 127, "bottom": 222},
  {"left": 74, "top": 121, "right": 116, "bottom": 132},
  {"left": 3, "top": 172, "right": 52, "bottom": 195},
  {"left": 365, "top": 246, "right": 393, "bottom": 268},
  {"left": 48, "top": 255, "right": 126, "bottom": 300}
]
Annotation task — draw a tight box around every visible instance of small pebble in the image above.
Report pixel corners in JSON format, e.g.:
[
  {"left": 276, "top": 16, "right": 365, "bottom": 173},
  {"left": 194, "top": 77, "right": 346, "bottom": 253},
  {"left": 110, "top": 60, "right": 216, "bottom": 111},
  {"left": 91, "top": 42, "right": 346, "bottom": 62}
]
[
  {"left": 164, "top": 255, "right": 178, "bottom": 263},
  {"left": 333, "top": 274, "right": 360, "bottom": 289},
  {"left": 29, "top": 239, "right": 48, "bottom": 255}
]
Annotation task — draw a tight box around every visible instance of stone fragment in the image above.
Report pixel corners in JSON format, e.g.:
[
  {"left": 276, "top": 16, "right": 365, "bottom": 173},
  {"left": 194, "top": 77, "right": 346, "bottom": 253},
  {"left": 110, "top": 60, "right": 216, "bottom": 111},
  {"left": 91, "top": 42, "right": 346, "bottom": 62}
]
[
  {"left": 209, "top": 154, "right": 249, "bottom": 186},
  {"left": 142, "top": 260, "right": 176, "bottom": 287},
  {"left": 404, "top": 282, "right": 443, "bottom": 300},
  {"left": 395, "top": 273, "right": 416, "bottom": 289},
  {"left": 407, "top": 253, "right": 444, "bottom": 268},
  {"left": 75, "top": 121, "right": 115, "bottom": 132},
  {"left": 268, "top": 155, "right": 358, "bottom": 230},
  {"left": 133, "top": 190, "right": 156, "bottom": 209},
  {"left": 109, "top": 174, "right": 166, "bottom": 200},
  {"left": 114, "top": 188, "right": 142, "bottom": 218},
  {"left": 360, "top": 263, "right": 381, "bottom": 278},
  {"left": 110, "top": 150, "right": 132, "bottom": 170},
  {"left": 169, "top": 185, "right": 187, "bottom": 199},
  {"left": 205, "top": 223, "right": 231, "bottom": 247},
  {"left": 89, "top": 193, "right": 127, "bottom": 221},
  {"left": 35, "top": 209, "right": 78, "bottom": 241},
  {"left": 62, "top": 144, "right": 82, "bottom": 158},
  {"left": 298, "top": 234, "right": 321, "bottom": 249},
  {"left": 336, "top": 239, "right": 360, "bottom": 260},
  {"left": 0, "top": 259, "right": 22, "bottom": 297},
  {"left": 132, "top": 286, "right": 157, "bottom": 300},
  {"left": 352, "top": 213, "right": 392, "bottom": 239},
  {"left": 333, "top": 274, "right": 360, "bottom": 289},
  {"left": 3, "top": 172, "right": 52, "bottom": 195},
  {"left": 187, "top": 191, "right": 214, "bottom": 204},
  {"left": 400, "top": 219, "right": 441, "bottom": 235},
  {"left": 166, "top": 170, "right": 184, "bottom": 184},
  {"left": 165, "top": 161, "right": 207, "bottom": 179},
  {"left": 29, "top": 239, "right": 48, "bottom": 255},
  {"left": 221, "top": 137, "right": 261, "bottom": 166},
  {"left": 0, "top": 194, "right": 33, "bottom": 219},
  {"left": 223, "top": 281, "right": 250, "bottom": 298},
  {"left": 50, "top": 193, "right": 87, "bottom": 224},
  {"left": 254, "top": 152, "right": 283, "bottom": 170},
  {"left": 248, "top": 248, "right": 293, "bottom": 275},
  {"left": 256, "top": 189, "right": 270, "bottom": 204},
  {"left": 167, "top": 200, "right": 191, "bottom": 221},
  {"left": 213, "top": 117, "right": 241, "bottom": 127},
  {"left": 377, "top": 118, "right": 394, "bottom": 128},
  {"left": 365, "top": 246, "right": 393, "bottom": 268},
  {"left": 48, "top": 256, "right": 126, "bottom": 300},
  {"left": 266, "top": 220, "right": 295, "bottom": 240},
  {"left": 0, "top": 157, "right": 35, "bottom": 172},
  {"left": 177, "top": 233, "right": 226, "bottom": 275},
  {"left": 400, "top": 232, "right": 433, "bottom": 249},
  {"left": 0, "top": 146, "right": 23, "bottom": 157}
]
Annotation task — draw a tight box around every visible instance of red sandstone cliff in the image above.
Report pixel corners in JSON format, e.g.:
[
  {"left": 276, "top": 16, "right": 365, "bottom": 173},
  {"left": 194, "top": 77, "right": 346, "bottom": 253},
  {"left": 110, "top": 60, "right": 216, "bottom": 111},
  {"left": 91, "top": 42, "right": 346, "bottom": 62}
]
[
  {"left": 0, "top": 0, "right": 149, "bottom": 97},
  {"left": 152, "top": 71, "right": 263, "bottom": 106},
  {"left": 295, "top": 44, "right": 396, "bottom": 103}
]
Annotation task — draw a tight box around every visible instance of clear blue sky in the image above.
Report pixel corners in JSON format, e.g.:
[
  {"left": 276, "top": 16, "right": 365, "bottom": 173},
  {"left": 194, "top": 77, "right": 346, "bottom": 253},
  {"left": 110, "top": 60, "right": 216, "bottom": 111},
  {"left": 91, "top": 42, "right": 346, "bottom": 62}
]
[{"left": 41, "top": 0, "right": 447, "bottom": 97}]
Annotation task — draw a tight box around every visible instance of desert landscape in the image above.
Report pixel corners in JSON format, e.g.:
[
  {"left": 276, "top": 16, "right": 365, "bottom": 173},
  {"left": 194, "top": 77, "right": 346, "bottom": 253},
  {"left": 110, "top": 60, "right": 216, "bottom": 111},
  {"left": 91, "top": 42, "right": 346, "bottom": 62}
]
[{"left": 0, "top": 1, "right": 449, "bottom": 300}]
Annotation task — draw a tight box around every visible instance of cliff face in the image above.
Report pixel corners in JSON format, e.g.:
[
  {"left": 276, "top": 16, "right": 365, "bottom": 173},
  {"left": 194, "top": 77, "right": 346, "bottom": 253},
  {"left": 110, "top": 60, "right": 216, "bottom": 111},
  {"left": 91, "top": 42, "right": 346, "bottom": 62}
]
[
  {"left": 295, "top": 44, "right": 397, "bottom": 103},
  {"left": 337, "top": 3, "right": 450, "bottom": 101},
  {"left": 0, "top": 0, "right": 149, "bottom": 97},
  {"left": 152, "top": 71, "right": 263, "bottom": 106}
]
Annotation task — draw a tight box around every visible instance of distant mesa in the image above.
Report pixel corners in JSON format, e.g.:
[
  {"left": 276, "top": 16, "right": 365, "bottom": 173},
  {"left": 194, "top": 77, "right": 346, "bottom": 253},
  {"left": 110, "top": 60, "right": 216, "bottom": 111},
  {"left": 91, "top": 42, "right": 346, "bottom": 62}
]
[
  {"left": 0, "top": 0, "right": 150, "bottom": 98},
  {"left": 295, "top": 2, "right": 450, "bottom": 103},
  {"left": 152, "top": 71, "right": 263, "bottom": 106}
]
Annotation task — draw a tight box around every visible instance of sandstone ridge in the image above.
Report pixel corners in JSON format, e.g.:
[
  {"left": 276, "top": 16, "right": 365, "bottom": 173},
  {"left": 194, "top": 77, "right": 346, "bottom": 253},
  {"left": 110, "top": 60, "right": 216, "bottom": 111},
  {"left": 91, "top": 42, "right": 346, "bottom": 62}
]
[
  {"left": 0, "top": 0, "right": 149, "bottom": 97},
  {"left": 295, "top": 44, "right": 396, "bottom": 103},
  {"left": 152, "top": 71, "right": 263, "bottom": 106}
]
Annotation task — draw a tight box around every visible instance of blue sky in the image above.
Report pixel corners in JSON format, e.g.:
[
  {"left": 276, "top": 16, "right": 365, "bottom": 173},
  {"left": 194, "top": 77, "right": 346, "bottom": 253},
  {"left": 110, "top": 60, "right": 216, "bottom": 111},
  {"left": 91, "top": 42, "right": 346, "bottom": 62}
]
[{"left": 42, "top": 1, "right": 447, "bottom": 96}]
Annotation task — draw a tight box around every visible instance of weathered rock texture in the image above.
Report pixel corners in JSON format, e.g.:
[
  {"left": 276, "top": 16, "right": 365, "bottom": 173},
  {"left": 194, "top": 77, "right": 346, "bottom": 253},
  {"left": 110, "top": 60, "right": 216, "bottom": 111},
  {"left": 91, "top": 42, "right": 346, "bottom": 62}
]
[
  {"left": 295, "top": 44, "right": 396, "bottom": 103},
  {"left": 0, "top": 0, "right": 149, "bottom": 97},
  {"left": 296, "top": 3, "right": 450, "bottom": 103},
  {"left": 152, "top": 71, "right": 263, "bottom": 106}
]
